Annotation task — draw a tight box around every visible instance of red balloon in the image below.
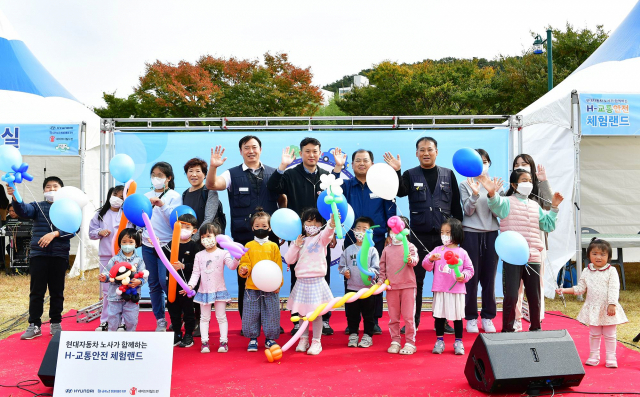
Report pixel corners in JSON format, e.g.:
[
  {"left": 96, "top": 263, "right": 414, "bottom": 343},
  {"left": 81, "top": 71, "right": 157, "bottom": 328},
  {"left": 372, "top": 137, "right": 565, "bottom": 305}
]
[{"left": 444, "top": 251, "right": 454, "bottom": 260}]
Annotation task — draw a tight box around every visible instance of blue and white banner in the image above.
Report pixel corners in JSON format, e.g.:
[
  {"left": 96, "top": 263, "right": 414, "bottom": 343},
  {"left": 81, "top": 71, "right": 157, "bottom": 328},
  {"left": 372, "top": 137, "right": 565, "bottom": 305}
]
[
  {"left": 581, "top": 93, "right": 640, "bottom": 135},
  {"left": 117, "top": 129, "right": 509, "bottom": 297},
  {"left": 0, "top": 123, "right": 79, "bottom": 155}
]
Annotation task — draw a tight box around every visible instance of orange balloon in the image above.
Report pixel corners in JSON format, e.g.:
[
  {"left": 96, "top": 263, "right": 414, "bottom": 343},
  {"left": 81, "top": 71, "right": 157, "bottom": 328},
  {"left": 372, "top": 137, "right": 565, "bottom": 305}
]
[
  {"left": 265, "top": 345, "right": 282, "bottom": 363},
  {"left": 167, "top": 221, "right": 182, "bottom": 303},
  {"left": 114, "top": 181, "right": 137, "bottom": 256}
]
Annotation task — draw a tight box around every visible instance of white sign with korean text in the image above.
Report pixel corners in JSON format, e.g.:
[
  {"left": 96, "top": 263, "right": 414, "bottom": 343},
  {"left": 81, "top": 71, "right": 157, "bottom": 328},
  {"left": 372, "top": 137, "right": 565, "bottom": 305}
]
[{"left": 53, "top": 331, "right": 173, "bottom": 397}]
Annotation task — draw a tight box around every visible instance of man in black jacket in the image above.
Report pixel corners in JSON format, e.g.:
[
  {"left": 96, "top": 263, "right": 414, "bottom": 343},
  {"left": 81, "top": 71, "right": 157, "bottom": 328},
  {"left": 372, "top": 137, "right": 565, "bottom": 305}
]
[{"left": 267, "top": 137, "right": 337, "bottom": 336}]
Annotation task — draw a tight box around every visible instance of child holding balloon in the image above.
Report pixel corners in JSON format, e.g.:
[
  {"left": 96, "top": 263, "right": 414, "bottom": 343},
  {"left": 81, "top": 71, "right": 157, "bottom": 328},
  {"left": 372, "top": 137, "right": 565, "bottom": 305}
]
[
  {"left": 423, "top": 218, "right": 474, "bottom": 355},
  {"left": 185, "top": 222, "right": 239, "bottom": 353},
  {"left": 285, "top": 208, "right": 336, "bottom": 356},
  {"left": 238, "top": 208, "right": 283, "bottom": 352},
  {"left": 556, "top": 238, "right": 627, "bottom": 368},
  {"left": 89, "top": 185, "right": 126, "bottom": 332},
  {"left": 378, "top": 215, "right": 419, "bottom": 355},
  {"left": 480, "top": 170, "right": 563, "bottom": 333}
]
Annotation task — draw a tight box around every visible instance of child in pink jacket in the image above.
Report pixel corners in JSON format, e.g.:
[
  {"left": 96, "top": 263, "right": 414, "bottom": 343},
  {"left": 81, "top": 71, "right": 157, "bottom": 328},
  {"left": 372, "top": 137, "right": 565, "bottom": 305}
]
[
  {"left": 378, "top": 215, "right": 419, "bottom": 355},
  {"left": 423, "top": 218, "right": 474, "bottom": 356}
]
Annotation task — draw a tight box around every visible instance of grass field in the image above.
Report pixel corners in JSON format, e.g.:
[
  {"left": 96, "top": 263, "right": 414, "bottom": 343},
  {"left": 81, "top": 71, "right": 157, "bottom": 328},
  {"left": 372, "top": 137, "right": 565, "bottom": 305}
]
[{"left": 1, "top": 265, "right": 638, "bottom": 351}]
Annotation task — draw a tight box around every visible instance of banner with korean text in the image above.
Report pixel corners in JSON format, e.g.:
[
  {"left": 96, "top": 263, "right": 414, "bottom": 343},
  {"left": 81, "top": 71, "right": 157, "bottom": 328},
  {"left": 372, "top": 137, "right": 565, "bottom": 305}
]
[
  {"left": 581, "top": 93, "right": 640, "bottom": 135},
  {"left": 0, "top": 123, "right": 79, "bottom": 155}
]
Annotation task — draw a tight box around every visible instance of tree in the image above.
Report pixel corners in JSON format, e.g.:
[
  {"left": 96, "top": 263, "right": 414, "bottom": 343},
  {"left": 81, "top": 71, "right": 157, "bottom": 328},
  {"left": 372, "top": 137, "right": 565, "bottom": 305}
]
[{"left": 94, "top": 53, "right": 323, "bottom": 118}]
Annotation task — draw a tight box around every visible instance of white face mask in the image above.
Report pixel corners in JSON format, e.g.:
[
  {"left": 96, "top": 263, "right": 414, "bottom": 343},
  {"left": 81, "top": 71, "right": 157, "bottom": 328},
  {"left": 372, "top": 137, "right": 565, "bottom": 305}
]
[
  {"left": 305, "top": 225, "right": 321, "bottom": 236},
  {"left": 354, "top": 231, "right": 365, "bottom": 242},
  {"left": 482, "top": 164, "right": 489, "bottom": 176},
  {"left": 44, "top": 191, "right": 56, "bottom": 202},
  {"left": 180, "top": 229, "right": 193, "bottom": 240},
  {"left": 515, "top": 165, "right": 531, "bottom": 173},
  {"left": 441, "top": 235, "right": 452, "bottom": 246},
  {"left": 389, "top": 233, "right": 403, "bottom": 245},
  {"left": 109, "top": 196, "right": 123, "bottom": 209},
  {"left": 201, "top": 236, "right": 216, "bottom": 249},
  {"left": 516, "top": 182, "right": 534, "bottom": 197},
  {"left": 151, "top": 177, "right": 166, "bottom": 190}
]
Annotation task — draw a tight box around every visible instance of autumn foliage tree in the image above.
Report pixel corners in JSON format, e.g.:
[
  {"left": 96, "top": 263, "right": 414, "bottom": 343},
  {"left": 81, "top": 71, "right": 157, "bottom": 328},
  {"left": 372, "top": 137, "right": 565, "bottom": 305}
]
[{"left": 95, "top": 53, "right": 323, "bottom": 118}]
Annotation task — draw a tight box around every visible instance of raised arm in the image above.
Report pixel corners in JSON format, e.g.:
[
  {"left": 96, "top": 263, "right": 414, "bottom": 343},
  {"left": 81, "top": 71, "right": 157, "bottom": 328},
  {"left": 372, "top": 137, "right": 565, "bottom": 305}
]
[{"left": 205, "top": 146, "right": 229, "bottom": 191}]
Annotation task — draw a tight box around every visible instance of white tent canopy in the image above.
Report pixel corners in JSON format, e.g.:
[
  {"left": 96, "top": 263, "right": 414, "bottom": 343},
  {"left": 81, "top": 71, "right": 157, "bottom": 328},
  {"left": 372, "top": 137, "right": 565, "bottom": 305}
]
[
  {"left": 519, "top": 0, "right": 640, "bottom": 297},
  {"left": 0, "top": 9, "right": 101, "bottom": 277}
]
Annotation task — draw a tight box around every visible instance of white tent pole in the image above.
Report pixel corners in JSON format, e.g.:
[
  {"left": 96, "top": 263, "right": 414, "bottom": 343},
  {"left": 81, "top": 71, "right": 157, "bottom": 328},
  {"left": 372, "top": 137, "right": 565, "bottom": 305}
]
[
  {"left": 571, "top": 90, "right": 583, "bottom": 286},
  {"left": 79, "top": 121, "right": 87, "bottom": 280}
]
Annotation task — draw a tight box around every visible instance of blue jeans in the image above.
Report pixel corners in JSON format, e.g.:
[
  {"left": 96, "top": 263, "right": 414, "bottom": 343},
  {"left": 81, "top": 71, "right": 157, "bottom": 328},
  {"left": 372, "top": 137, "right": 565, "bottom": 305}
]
[{"left": 142, "top": 245, "right": 167, "bottom": 320}]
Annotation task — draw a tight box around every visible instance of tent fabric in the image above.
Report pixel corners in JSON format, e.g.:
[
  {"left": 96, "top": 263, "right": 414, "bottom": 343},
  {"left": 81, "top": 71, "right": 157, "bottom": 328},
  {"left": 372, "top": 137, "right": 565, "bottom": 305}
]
[{"left": 518, "top": 1, "right": 640, "bottom": 296}]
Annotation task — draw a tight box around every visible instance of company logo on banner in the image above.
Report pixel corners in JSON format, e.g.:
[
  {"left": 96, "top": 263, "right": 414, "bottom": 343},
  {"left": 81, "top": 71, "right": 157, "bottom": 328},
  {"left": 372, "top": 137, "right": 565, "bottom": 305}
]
[
  {"left": 581, "top": 93, "right": 640, "bottom": 135},
  {"left": 0, "top": 124, "right": 79, "bottom": 155}
]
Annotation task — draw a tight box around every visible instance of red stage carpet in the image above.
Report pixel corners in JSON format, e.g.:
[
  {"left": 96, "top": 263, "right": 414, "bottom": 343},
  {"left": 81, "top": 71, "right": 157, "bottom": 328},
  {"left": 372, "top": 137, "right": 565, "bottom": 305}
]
[{"left": 0, "top": 310, "right": 639, "bottom": 396}]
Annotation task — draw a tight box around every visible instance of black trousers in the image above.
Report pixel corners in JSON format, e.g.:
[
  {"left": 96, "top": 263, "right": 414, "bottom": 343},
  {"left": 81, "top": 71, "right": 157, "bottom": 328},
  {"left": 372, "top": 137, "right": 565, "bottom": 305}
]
[
  {"left": 346, "top": 289, "right": 375, "bottom": 337},
  {"left": 28, "top": 256, "right": 68, "bottom": 326},
  {"left": 462, "top": 230, "right": 499, "bottom": 320},
  {"left": 290, "top": 249, "right": 332, "bottom": 322},
  {"left": 412, "top": 233, "right": 442, "bottom": 326},
  {"left": 502, "top": 262, "right": 541, "bottom": 332},
  {"left": 344, "top": 239, "right": 385, "bottom": 324},
  {"left": 167, "top": 292, "right": 196, "bottom": 336},
  {"left": 435, "top": 317, "right": 463, "bottom": 339}
]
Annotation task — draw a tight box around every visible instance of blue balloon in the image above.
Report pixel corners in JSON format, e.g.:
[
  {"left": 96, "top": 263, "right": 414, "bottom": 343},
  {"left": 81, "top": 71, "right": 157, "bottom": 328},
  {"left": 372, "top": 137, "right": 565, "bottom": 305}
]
[
  {"left": 170, "top": 205, "right": 197, "bottom": 228},
  {"left": 317, "top": 190, "right": 348, "bottom": 222},
  {"left": 452, "top": 148, "right": 484, "bottom": 178},
  {"left": 341, "top": 205, "right": 355, "bottom": 235},
  {"left": 271, "top": 208, "right": 302, "bottom": 241},
  {"left": 0, "top": 145, "right": 23, "bottom": 172},
  {"left": 123, "top": 193, "right": 153, "bottom": 227},
  {"left": 109, "top": 154, "right": 135, "bottom": 183},
  {"left": 495, "top": 231, "right": 530, "bottom": 265},
  {"left": 49, "top": 198, "right": 82, "bottom": 234}
]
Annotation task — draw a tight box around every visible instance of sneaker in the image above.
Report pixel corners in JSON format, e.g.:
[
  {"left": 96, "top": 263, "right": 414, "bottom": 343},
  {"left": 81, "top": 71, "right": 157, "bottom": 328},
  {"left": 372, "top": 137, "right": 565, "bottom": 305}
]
[
  {"left": 358, "top": 334, "right": 373, "bottom": 348},
  {"left": 344, "top": 326, "right": 350, "bottom": 335},
  {"left": 466, "top": 319, "right": 479, "bottom": 333},
  {"left": 443, "top": 320, "right": 454, "bottom": 334},
  {"left": 295, "top": 337, "right": 310, "bottom": 352},
  {"left": 373, "top": 324, "right": 382, "bottom": 335},
  {"left": 20, "top": 324, "right": 42, "bottom": 340},
  {"left": 265, "top": 339, "right": 277, "bottom": 349},
  {"left": 117, "top": 324, "right": 127, "bottom": 332},
  {"left": 454, "top": 340, "right": 465, "bottom": 355},
  {"left": 201, "top": 342, "right": 210, "bottom": 353},
  {"left": 432, "top": 339, "right": 445, "bottom": 354},
  {"left": 193, "top": 324, "right": 201, "bottom": 338},
  {"left": 280, "top": 326, "right": 284, "bottom": 335},
  {"left": 179, "top": 334, "right": 194, "bottom": 348},
  {"left": 387, "top": 341, "right": 401, "bottom": 354},
  {"left": 322, "top": 321, "right": 333, "bottom": 336},
  {"left": 514, "top": 319, "right": 522, "bottom": 332},
  {"left": 218, "top": 341, "right": 228, "bottom": 353},
  {"left": 307, "top": 339, "right": 322, "bottom": 355},
  {"left": 481, "top": 318, "right": 497, "bottom": 333},
  {"left": 95, "top": 322, "right": 108, "bottom": 332},
  {"left": 348, "top": 333, "right": 359, "bottom": 347},
  {"left": 247, "top": 339, "right": 259, "bottom": 352},
  {"left": 291, "top": 323, "right": 300, "bottom": 336},
  {"left": 50, "top": 323, "right": 62, "bottom": 336},
  {"left": 173, "top": 333, "right": 183, "bottom": 346},
  {"left": 156, "top": 318, "right": 167, "bottom": 332}
]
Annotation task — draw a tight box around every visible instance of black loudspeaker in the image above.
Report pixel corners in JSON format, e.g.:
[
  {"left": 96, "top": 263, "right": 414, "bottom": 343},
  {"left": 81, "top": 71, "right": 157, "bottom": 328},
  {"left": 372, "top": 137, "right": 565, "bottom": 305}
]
[
  {"left": 464, "top": 330, "right": 585, "bottom": 394},
  {"left": 38, "top": 331, "right": 61, "bottom": 387}
]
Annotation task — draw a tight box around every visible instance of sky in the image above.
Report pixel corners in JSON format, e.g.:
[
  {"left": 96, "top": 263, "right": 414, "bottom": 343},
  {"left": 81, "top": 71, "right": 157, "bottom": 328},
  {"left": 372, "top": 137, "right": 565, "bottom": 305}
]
[{"left": 0, "top": 0, "right": 637, "bottom": 109}]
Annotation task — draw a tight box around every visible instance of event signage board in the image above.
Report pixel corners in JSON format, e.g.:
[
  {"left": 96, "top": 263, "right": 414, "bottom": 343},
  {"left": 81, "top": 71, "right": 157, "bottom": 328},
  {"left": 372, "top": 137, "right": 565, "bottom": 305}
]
[
  {"left": 0, "top": 123, "right": 79, "bottom": 155},
  {"left": 580, "top": 93, "right": 640, "bottom": 135},
  {"left": 53, "top": 331, "right": 173, "bottom": 397}
]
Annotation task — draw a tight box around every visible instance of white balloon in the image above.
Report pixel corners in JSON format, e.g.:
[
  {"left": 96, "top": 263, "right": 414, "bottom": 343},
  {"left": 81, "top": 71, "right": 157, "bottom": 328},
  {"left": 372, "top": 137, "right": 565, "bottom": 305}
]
[
  {"left": 55, "top": 186, "right": 90, "bottom": 208},
  {"left": 251, "top": 260, "right": 283, "bottom": 293},
  {"left": 366, "top": 163, "right": 399, "bottom": 201}
]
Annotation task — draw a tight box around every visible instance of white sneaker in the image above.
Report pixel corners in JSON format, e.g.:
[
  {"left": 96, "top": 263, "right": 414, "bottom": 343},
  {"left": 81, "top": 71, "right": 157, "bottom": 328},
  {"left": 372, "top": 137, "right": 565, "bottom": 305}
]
[
  {"left": 295, "top": 337, "right": 310, "bottom": 352},
  {"left": 307, "top": 339, "right": 322, "bottom": 355},
  {"left": 514, "top": 319, "right": 522, "bottom": 332},
  {"left": 481, "top": 318, "right": 496, "bottom": 333},
  {"left": 466, "top": 319, "right": 479, "bottom": 333}
]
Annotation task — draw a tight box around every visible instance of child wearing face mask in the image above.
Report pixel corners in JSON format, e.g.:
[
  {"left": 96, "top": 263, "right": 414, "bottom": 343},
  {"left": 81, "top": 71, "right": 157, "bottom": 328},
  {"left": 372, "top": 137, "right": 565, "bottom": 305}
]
[
  {"left": 284, "top": 208, "right": 336, "bottom": 356},
  {"left": 166, "top": 214, "right": 201, "bottom": 348},
  {"left": 480, "top": 169, "right": 564, "bottom": 333},
  {"left": 423, "top": 218, "right": 474, "bottom": 355},
  {"left": 378, "top": 215, "right": 419, "bottom": 355},
  {"left": 89, "top": 185, "right": 127, "bottom": 331},
  {"left": 98, "top": 228, "right": 146, "bottom": 332},
  {"left": 338, "top": 216, "right": 380, "bottom": 349},
  {"left": 185, "top": 222, "right": 239, "bottom": 354},
  {"left": 237, "top": 208, "right": 283, "bottom": 352}
]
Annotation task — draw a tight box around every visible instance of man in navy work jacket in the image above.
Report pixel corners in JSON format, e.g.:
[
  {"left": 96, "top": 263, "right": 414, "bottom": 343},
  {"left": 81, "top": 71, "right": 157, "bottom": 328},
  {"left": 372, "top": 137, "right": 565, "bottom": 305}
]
[
  {"left": 332, "top": 148, "right": 396, "bottom": 335},
  {"left": 387, "top": 137, "right": 463, "bottom": 334},
  {"left": 206, "top": 135, "right": 281, "bottom": 327}
]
